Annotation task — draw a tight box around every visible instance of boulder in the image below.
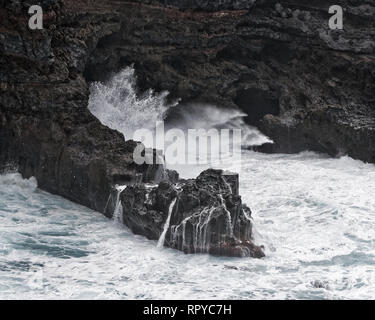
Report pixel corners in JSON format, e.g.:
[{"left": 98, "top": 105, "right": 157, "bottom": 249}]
[{"left": 118, "top": 169, "right": 265, "bottom": 258}]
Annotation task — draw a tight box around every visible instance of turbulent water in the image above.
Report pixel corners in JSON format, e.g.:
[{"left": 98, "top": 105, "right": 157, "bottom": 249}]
[
  {"left": 1, "top": 153, "right": 375, "bottom": 299},
  {"left": 88, "top": 67, "right": 178, "bottom": 140},
  {"left": 88, "top": 67, "right": 271, "bottom": 150},
  {"left": 2, "top": 68, "right": 375, "bottom": 299}
]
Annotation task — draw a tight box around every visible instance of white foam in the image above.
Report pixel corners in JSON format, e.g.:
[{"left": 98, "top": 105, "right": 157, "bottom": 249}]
[
  {"left": 1, "top": 152, "right": 375, "bottom": 300},
  {"left": 88, "top": 66, "right": 177, "bottom": 141}
]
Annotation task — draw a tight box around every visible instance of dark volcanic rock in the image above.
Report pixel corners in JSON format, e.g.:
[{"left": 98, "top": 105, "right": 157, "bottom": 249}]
[
  {"left": 83, "top": 0, "right": 375, "bottom": 163},
  {"left": 235, "top": 88, "right": 280, "bottom": 125},
  {"left": 169, "top": 169, "right": 263, "bottom": 258},
  {"left": 118, "top": 169, "right": 264, "bottom": 258},
  {"left": 131, "top": 0, "right": 256, "bottom": 11},
  {"left": 0, "top": 0, "right": 169, "bottom": 213},
  {"left": 121, "top": 183, "right": 168, "bottom": 240},
  {"left": 258, "top": 107, "right": 375, "bottom": 163}
]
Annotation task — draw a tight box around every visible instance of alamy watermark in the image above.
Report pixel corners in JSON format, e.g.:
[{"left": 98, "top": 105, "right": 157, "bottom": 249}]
[
  {"left": 27, "top": 4, "right": 343, "bottom": 31},
  {"left": 329, "top": 5, "right": 344, "bottom": 30},
  {"left": 28, "top": 5, "right": 43, "bottom": 30},
  {"left": 132, "top": 121, "right": 242, "bottom": 166}
]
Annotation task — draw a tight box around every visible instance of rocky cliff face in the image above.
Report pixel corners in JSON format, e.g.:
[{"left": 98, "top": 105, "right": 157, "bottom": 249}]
[
  {"left": 0, "top": 0, "right": 374, "bottom": 256},
  {"left": 0, "top": 0, "right": 264, "bottom": 257},
  {"left": 130, "top": 0, "right": 256, "bottom": 11},
  {"left": 0, "top": 0, "right": 165, "bottom": 214},
  {"left": 84, "top": 0, "right": 375, "bottom": 162}
]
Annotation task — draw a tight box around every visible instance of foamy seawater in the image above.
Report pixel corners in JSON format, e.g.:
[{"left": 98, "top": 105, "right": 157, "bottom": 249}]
[{"left": 1, "top": 150, "right": 375, "bottom": 299}]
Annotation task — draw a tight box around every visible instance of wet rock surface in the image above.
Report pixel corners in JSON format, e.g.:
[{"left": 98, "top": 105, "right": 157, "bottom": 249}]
[{"left": 116, "top": 169, "right": 264, "bottom": 258}]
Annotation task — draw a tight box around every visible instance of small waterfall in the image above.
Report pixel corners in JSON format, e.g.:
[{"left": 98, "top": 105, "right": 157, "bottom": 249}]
[
  {"left": 182, "top": 218, "right": 188, "bottom": 250},
  {"left": 170, "top": 206, "right": 216, "bottom": 253},
  {"left": 193, "top": 212, "right": 204, "bottom": 252},
  {"left": 170, "top": 215, "right": 190, "bottom": 251},
  {"left": 202, "top": 207, "right": 215, "bottom": 250},
  {"left": 194, "top": 207, "right": 215, "bottom": 253},
  {"left": 157, "top": 197, "right": 177, "bottom": 248},
  {"left": 113, "top": 185, "right": 127, "bottom": 223},
  {"left": 219, "top": 194, "right": 233, "bottom": 237}
]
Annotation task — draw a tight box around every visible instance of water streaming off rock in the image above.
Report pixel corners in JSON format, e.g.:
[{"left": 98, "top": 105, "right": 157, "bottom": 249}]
[
  {"left": 157, "top": 198, "right": 178, "bottom": 248},
  {"left": 113, "top": 186, "right": 127, "bottom": 224},
  {"left": 218, "top": 194, "right": 234, "bottom": 238}
]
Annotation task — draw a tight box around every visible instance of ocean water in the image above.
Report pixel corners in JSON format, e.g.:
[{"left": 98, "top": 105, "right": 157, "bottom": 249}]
[
  {"left": 1, "top": 151, "right": 375, "bottom": 300},
  {"left": 2, "top": 68, "right": 374, "bottom": 299}
]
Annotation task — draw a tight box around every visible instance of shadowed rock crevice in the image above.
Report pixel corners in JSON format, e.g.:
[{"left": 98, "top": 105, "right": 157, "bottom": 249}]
[{"left": 234, "top": 88, "right": 280, "bottom": 125}]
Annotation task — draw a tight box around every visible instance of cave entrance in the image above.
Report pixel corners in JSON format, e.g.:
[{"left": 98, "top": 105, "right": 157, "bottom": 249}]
[{"left": 234, "top": 88, "right": 280, "bottom": 125}]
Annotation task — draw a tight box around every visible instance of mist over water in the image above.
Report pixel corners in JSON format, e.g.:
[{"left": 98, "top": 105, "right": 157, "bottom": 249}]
[
  {"left": 165, "top": 103, "right": 272, "bottom": 146},
  {"left": 2, "top": 68, "right": 375, "bottom": 299},
  {"left": 88, "top": 67, "right": 272, "bottom": 172},
  {"left": 87, "top": 67, "right": 271, "bottom": 147}
]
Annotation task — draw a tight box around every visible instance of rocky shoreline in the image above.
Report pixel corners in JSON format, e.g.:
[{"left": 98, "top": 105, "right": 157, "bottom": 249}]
[
  {"left": 0, "top": 0, "right": 374, "bottom": 257},
  {"left": 105, "top": 169, "right": 265, "bottom": 258}
]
